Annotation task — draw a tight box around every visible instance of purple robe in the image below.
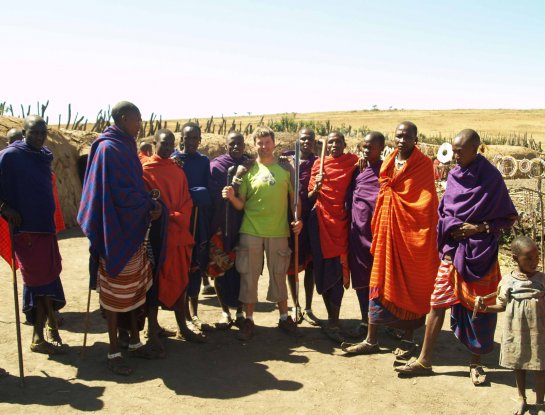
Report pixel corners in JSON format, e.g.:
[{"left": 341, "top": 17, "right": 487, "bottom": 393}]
[
  {"left": 208, "top": 154, "right": 249, "bottom": 307},
  {"left": 348, "top": 160, "right": 382, "bottom": 289},
  {"left": 438, "top": 154, "right": 517, "bottom": 281},
  {"left": 78, "top": 126, "right": 153, "bottom": 277},
  {"left": 209, "top": 154, "right": 249, "bottom": 251}
]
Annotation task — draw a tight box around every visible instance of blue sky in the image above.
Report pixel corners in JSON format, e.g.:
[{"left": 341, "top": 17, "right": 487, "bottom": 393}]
[{"left": 2, "top": 0, "right": 544, "bottom": 121}]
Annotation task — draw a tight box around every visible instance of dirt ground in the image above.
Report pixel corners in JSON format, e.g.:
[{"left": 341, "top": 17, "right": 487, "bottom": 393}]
[{"left": 0, "top": 227, "right": 536, "bottom": 415}]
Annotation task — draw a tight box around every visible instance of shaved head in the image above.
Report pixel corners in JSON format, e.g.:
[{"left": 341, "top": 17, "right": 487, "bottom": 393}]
[
  {"left": 22, "top": 115, "right": 48, "bottom": 150},
  {"left": 396, "top": 121, "right": 417, "bottom": 138},
  {"left": 7, "top": 128, "right": 23, "bottom": 144},
  {"left": 155, "top": 128, "right": 175, "bottom": 142},
  {"left": 111, "top": 101, "right": 140, "bottom": 124},
  {"left": 451, "top": 129, "right": 481, "bottom": 168},
  {"left": 182, "top": 122, "right": 201, "bottom": 136},
  {"left": 299, "top": 128, "right": 315, "bottom": 140},
  {"left": 227, "top": 131, "right": 244, "bottom": 142},
  {"left": 453, "top": 129, "right": 480, "bottom": 147},
  {"left": 511, "top": 235, "right": 537, "bottom": 257},
  {"left": 328, "top": 130, "right": 345, "bottom": 143},
  {"left": 23, "top": 114, "right": 46, "bottom": 130},
  {"left": 155, "top": 128, "right": 176, "bottom": 159},
  {"left": 365, "top": 131, "right": 385, "bottom": 146}
]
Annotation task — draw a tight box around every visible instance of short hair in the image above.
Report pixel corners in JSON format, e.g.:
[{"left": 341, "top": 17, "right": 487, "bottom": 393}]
[
  {"left": 299, "top": 128, "right": 315, "bottom": 140},
  {"left": 365, "top": 131, "right": 385, "bottom": 146},
  {"left": 155, "top": 128, "right": 174, "bottom": 142},
  {"left": 7, "top": 128, "right": 23, "bottom": 144},
  {"left": 397, "top": 121, "right": 418, "bottom": 137},
  {"left": 252, "top": 126, "right": 275, "bottom": 144},
  {"left": 181, "top": 122, "right": 201, "bottom": 136},
  {"left": 227, "top": 131, "right": 244, "bottom": 142},
  {"left": 23, "top": 114, "right": 47, "bottom": 130},
  {"left": 111, "top": 101, "right": 140, "bottom": 124},
  {"left": 328, "top": 130, "right": 345, "bottom": 143},
  {"left": 456, "top": 129, "right": 481, "bottom": 147},
  {"left": 511, "top": 235, "right": 537, "bottom": 257},
  {"left": 140, "top": 142, "right": 153, "bottom": 151}
]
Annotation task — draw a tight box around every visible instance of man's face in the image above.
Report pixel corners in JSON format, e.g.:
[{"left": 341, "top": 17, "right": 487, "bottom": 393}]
[
  {"left": 299, "top": 132, "right": 315, "bottom": 156},
  {"left": 227, "top": 135, "right": 245, "bottom": 159},
  {"left": 156, "top": 134, "right": 175, "bottom": 159},
  {"left": 255, "top": 135, "right": 275, "bottom": 159},
  {"left": 182, "top": 127, "right": 201, "bottom": 154},
  {"left": 395, "top": 124, "right": 417, "bottom": 157},
  {"left": 327, "top": 134, "right": 345, "bottom": 158},
  {"left": 362, "top": 135, "right": 383, "bottom": 163},
  {"left": 452, "top": 136, "right": 478, "bottom": 168},
  {"left": 24, "top": 121, "right": 48, "bottom": 150},
  {"left": 123, "top": 110, "right": 142, "bottom": 138}
]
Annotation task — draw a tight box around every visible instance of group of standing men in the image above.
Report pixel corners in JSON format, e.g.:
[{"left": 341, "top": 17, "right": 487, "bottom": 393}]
[{"left": 0, "top": 100, "right": 518, "bottom": 383}]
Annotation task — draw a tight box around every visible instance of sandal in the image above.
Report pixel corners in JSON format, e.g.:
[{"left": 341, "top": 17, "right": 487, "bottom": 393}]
[
  {"left": 215, "top": 314, "right": 233, "bottom": 330},
  {"left": 30, "top": 340, "right": 67, "bottom": 355},
  {"left": 469, "top": 364, "right": 487, "bottom": 386},
  {"left": 46, "top": 326, "right": 65, "bottom": 347},
  {"left": 128, "top": 342, "right": 164, "bottom": 359},
  {"left": 175, "top": 328, "right": 207, "bottom": 343},
  {"left": 107, "top": 355, "right": 133, "bottom": 376},
  {"left": 191, "top": 317, "right": 214, "bottom": 332},
  {"left": 302, "top": 310, "right": 323, "bottom": 327},
  {"left": 291, "top": 307, "right": 304, "bottom": 324},
  {"left": 322, "top": 325, "right": 345, "bottom": 344},
  {"left": 341, "top": 340, "right": 380, "bottom": 355},
  {"left": 144, "top": 326, "right": 177, "bottom": 339},
  {"left": 395, "top": 358, "right": 433, "bottom": 377},
  {"left": 393, "top": 340, "right": 417, "bottom": 361}
]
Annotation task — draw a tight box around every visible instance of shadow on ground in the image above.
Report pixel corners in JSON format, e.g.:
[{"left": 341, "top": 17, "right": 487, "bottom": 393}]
[{"left": 0, "top": 373, "right": 104, "bottom": 411}]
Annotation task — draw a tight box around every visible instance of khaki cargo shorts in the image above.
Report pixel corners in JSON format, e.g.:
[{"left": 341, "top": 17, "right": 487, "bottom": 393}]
[{"left": 235, "top": 234, "right": 292, "bottom": 304}]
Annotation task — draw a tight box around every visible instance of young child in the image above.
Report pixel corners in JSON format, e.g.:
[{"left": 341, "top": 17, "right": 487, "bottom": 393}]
[{"left": 481, "top": 236, "right": 545, "bottom": 415}]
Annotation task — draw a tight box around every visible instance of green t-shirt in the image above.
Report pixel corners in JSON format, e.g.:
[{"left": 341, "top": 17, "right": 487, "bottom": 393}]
[{"left": 239, "top": 161, "right": 293, "bottom": 238}]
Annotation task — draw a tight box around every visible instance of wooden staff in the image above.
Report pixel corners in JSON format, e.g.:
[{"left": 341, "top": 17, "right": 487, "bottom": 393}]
[
  {"left": 81, "top": 285, "right": 92, "bottom": 356},
  {"left": 8, "top": 224, "right": 24, "bottom": 386},
  {"left": 192, "top": 206, "right": 199, "bottom": 240},
  {"left": 292, "top": 140, "right": 302, "bottom": 322},
  {"left": 225, "top": 166, "right": 236, "bottom": 238},
  {"left": 319, "top": 137, "right": 327, "bottom": 176}
]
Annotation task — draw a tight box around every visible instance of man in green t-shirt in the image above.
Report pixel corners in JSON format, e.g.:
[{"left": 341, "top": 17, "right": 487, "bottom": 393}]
[{"left": 223, "top": 127, "right": 302, "bottom": 341}]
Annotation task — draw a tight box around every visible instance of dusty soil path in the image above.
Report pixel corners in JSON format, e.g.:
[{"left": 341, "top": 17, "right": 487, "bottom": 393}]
[{"left": 0, "top": 228, "right": 526, "bottom": 414}]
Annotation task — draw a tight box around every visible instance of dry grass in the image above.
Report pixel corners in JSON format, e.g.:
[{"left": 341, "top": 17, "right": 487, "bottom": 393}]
[{"left": 173, "top": 109, "right": 545, "bottom": 142}]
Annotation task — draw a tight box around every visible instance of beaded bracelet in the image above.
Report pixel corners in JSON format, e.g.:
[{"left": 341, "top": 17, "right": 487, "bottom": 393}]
[{"left": 483, "top": 221, "right": 490, "bottom": 234}]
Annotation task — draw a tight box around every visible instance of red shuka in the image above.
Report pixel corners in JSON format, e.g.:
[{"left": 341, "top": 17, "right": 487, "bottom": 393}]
[{"left": 142, "top": 155, "right": 194, "bottom": 308}]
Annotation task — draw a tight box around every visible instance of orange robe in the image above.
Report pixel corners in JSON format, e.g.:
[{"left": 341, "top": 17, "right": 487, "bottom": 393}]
[
  {"left": 142, "top": 155, "right": 194, "bottom": 308},
  {"left": 139, "top": 151, "right": 152, "bottom": 165},
  {"left": 370, "top": 147, "right": 439, "bottom": 320},
  {"left": 308, "top": 153, "right": 358, "bottom": 286}
]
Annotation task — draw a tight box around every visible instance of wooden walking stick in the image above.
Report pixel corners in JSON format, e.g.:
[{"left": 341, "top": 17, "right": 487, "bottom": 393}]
[
  {"left": 192, "top": 206, "right": 199, "bottom": 239},
  {"left": 225, "top": 166, "right": 236, "bottom": 238},
  {"left": 81, "top": 284, "right": 92, "bottom": 356},
  {"left": 292, "top": 139, "right": 302, "bottom": 323},
  {"left": 8, "top": 223, "right": 24, "bottom": 386},
  {"left": 319, "top": 137, "right": 327, "bottom": 176}
]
